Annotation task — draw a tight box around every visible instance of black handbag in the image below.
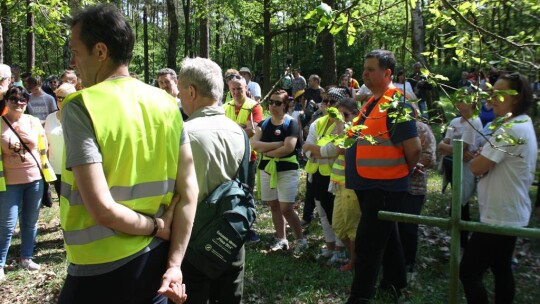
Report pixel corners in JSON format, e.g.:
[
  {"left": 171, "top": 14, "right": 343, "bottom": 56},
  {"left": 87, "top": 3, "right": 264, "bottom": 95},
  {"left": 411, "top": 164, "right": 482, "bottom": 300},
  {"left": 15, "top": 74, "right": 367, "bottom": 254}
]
[{"left": 2, "top": 116, "right": 54, "bottom": 207}]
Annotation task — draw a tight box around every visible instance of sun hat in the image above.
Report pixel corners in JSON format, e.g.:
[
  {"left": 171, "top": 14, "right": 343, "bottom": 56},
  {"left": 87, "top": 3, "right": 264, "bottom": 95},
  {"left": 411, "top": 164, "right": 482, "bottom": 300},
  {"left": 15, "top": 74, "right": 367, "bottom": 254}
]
[
  {"left": 327, "top": 87, "right": 347, "bottom": 102},
  {"left": 294, "top": 89, "right": 305, "bottom": 99},
  {"left": 239, "top": 67, "right": 252, "bottom": 77}
]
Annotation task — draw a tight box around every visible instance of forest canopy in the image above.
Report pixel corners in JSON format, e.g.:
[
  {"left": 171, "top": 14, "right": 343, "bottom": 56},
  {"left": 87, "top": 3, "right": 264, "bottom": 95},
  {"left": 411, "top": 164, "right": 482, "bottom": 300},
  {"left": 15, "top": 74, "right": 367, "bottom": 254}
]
[{"left": 0, "top": 0, "right": 538, "bottom": 91}]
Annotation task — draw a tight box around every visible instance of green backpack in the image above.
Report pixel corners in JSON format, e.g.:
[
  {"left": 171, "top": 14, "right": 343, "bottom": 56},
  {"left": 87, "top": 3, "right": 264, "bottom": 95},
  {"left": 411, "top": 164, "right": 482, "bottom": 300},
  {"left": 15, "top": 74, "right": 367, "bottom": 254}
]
[{"left": 185, "top": 131, "right": 257, "bottom": 279}]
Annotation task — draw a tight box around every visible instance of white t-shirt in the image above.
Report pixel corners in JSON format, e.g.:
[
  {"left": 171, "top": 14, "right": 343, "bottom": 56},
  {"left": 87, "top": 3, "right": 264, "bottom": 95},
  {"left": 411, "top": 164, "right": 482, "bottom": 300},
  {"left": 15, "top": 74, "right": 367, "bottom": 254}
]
[
  {"left": 247, "top": 81, "right": 262, "bottom": 100},
  {"left": 444, "top": 116, "right": 483, "bottom": 204},
  {"left": 394, "top": 82, "right": 417, "bottom": 100},
  {"left": 444, "top": 116, "right": 483, "bottom": 152},
  {"left": 477, "top": 115, "right": 537, "bottom": 227},
  {"left": 44, "top": 112, "right": 63, "bottom": 173}
]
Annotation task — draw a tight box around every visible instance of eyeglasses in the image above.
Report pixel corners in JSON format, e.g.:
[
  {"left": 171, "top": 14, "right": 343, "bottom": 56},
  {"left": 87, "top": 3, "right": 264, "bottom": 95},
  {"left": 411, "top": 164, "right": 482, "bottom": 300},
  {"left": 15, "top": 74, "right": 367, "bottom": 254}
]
[
  {"left": 8, "top": 96, "right": 28, "bottom": 104},
  {"left": 268, "top": 99, "right": 284, "bottom": 106}
]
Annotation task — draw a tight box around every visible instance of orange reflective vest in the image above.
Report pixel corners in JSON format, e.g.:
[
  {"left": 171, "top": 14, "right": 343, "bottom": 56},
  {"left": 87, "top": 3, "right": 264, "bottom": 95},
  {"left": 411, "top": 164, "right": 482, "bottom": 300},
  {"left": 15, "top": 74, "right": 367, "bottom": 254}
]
[{"left": 353, "top": 87, "right": 409, "bottom": 180}]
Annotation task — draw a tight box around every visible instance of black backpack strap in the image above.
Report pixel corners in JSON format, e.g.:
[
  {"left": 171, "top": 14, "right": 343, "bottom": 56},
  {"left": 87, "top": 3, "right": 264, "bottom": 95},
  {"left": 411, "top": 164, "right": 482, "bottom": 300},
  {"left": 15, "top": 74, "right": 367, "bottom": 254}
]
[{"left": 236, "top": 130, "right": 250, "bottom": 185}]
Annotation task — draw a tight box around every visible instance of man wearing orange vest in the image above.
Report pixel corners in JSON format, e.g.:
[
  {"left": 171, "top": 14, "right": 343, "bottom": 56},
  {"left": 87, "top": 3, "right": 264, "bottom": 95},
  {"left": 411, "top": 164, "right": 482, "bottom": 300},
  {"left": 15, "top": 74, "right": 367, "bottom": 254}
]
[{"left": 344, "top": 50, "right": 421, "bottom": 303}]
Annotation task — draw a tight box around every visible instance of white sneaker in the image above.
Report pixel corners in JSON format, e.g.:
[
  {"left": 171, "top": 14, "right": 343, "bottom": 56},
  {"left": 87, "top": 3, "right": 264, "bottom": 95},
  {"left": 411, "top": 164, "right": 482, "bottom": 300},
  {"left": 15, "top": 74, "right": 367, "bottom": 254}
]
[
  {"left": 20, "top": 259, "right": 40, "bottom": 271},
  {"left": 270, "top": 239, "right": 289, "bottom": 251},
  {"left": 293, "top": 239, "right": 308, "bottom": 255},
  {"left": 0, "top": 267, "right": 5, "bottom": 282}
]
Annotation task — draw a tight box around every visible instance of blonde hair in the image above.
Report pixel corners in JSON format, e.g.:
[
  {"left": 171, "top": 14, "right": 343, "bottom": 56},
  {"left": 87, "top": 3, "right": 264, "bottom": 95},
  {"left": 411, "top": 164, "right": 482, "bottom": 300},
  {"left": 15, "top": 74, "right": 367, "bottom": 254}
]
[{"left": 55, "top": 83, "right": 77, "bottom": 97}]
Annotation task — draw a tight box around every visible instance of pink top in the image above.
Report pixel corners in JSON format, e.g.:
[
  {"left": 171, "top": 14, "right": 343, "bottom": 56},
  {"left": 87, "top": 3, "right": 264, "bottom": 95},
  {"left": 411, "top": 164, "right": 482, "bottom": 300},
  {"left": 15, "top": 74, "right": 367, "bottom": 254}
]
[{"left": 1, "top": 115, "right": 43, "bottom": 185}]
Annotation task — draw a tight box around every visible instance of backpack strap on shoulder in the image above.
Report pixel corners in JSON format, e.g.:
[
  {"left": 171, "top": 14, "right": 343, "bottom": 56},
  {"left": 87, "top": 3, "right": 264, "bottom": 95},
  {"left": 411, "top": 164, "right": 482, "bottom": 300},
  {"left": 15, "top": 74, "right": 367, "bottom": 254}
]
[
  {"left": 236, "top": 130, "right": 250, "bottom": 185},
  {"left": 261, "top": 117, "right": 271, "bottom": 131}
]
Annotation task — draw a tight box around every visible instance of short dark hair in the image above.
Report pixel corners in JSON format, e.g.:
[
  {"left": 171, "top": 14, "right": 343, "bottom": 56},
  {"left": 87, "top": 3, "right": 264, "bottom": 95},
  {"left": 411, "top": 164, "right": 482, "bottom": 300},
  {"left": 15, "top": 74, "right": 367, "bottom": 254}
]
[
  {"left": 70, "top": 4, "right": 135, "bottom": 65},
  {"left": 366, "top": 49, "right": 396, "bottom": 76},
  {"left": 7, "top": 86, "right": 30, "bottom": 100},
  {"left": 337, "top": 97, "right": 360, "bottom": 115},
  {"left": 26, "top": 76, "right": 42, "bottom": 89},
  {"left": 271, "top": 89, "right": 290, "bottom": 108},
  {"left": 157, "top": 68, "right": 177, "bottom": 79},
  {"left": 498, "top": 73, "right": 533, "bottom": 116}
]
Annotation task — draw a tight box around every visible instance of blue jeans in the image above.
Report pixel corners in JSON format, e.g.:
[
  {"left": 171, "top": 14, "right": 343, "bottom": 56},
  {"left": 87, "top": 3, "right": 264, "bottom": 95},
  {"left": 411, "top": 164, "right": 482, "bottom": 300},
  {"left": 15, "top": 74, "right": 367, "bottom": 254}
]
[{"left": 0, "top": 180, "right": 44, "bottom": 267}]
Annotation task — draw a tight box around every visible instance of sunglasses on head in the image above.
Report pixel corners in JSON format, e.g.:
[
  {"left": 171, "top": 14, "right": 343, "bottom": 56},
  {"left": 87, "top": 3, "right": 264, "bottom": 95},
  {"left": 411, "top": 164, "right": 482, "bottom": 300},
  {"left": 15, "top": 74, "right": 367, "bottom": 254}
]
[
  {"left": 8, "top": 96, "right": 28, "bottom": 104},
  {"left": 226, "top": 74, "right": 242, "bottom": 81},
  {"left": 268, "top": 99, "right": 284, "bottom": 106}
]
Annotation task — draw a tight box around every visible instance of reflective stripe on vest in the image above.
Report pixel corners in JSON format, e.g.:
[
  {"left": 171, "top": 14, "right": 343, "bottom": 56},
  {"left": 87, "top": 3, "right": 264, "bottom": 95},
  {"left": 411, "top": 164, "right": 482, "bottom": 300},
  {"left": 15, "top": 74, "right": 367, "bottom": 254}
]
[
  {"left": 60, "top": 77, "right": 181, "bottom": 265},
  {"left": 63, "top": 205, "right": 166, "bottom": 246},
  {"left": 305, "top": 115, "right": 335, "bottom": 176},
  {"left": 330, "top": 155, "right": 346, "bottom": 184},
  {"left": 61, "top": 179, "right": 175, "bottom": 206},
  {"left": 36, "top": 121, "right": 56, "bottom": 182},
  {"left": 354, "top": 88, "right": 409, "bottom": 180}
]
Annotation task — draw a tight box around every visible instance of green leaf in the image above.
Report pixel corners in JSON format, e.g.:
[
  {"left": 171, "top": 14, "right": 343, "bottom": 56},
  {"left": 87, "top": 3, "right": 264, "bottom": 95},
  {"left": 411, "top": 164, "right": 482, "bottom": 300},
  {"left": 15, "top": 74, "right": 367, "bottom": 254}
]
[
  {"left": 342, "top": 138, "right": 357, "bottom": 149},
  {"left": 304, "top": 9, "right": 317, "bottom": 20}
]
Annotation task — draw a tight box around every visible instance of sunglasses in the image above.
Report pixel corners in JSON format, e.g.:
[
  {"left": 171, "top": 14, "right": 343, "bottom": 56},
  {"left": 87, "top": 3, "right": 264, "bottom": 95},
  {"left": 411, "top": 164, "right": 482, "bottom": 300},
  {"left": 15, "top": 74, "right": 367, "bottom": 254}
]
[
  {"left": 268, "top": 99, "right": 284, "bottom": 106},
  {"left": 8, "top": 96, "right": 28, "bottom": 104},
  {"left": 225, "top": 74, "right": 242, "bottom": 81}
]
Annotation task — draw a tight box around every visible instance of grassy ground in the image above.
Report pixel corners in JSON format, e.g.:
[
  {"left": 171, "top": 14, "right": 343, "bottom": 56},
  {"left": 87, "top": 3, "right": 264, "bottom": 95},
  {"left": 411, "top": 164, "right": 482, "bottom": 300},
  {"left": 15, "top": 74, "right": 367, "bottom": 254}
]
[{"left": 1, "top": 171, "right": 539, "bottom": 303}]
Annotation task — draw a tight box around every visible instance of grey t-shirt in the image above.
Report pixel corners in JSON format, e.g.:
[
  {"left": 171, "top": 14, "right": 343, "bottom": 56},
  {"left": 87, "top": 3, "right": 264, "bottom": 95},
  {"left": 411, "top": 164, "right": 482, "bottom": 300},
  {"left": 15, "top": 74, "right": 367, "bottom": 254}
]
[
  {"left": 62, "top": 96, "right": 188, "bottom": 276},
  {"left": 27, "top": 93, "right": 57, "bottom": 123}
]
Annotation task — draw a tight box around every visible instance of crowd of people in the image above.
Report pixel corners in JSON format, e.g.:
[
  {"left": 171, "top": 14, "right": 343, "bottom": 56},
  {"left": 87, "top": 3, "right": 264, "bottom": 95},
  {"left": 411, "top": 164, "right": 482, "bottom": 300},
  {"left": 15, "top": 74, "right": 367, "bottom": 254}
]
[{"left": 0, "top": 3, "right": 538, "bottom": 304}]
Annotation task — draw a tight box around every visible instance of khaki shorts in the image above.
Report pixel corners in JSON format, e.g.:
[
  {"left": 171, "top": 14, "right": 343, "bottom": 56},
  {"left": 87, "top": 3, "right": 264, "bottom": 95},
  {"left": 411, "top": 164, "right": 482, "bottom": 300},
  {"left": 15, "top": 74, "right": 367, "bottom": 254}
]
[
  {"left": 332, "top": 184, "right": 361, "bottom": 240},
  {"left": 259, "top": 170, "right": 299, "bottom": 203}
]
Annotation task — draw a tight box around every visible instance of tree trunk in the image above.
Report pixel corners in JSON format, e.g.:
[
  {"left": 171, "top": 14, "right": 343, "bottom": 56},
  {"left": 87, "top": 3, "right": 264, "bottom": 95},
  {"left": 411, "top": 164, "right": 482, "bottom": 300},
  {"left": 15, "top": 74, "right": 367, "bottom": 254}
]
[
  {"left": 215, "top": 18, "right": 221, "bottom": 62},
  {"left": 143, "top": 5, "right": 149, "bottom": 83},
  {"left": 411, "top": 0, "right": 426, "bottom": 65},
  {"left": 166, "top": 0, "right": 178, "bottom": 70},
  {"left": 0, "top": 1, "right": 10, "bottom": 64},
  {"left": 0, "top": 21, "right": 3, "bottom": 64},
  {"left": 199, "top": 0, "right": 209, "bottom": 59},
  {"left": 181, "top": 0, "right": 192, "bottom": 57},
  {"left": 262, "top": 0, "right": 272, "bottom": 95},
  {"left": 26, "top": 0, "right": 35, "bottom": 72},
  {"left": 320, "top": 0, "right": 337, "bottom": 87}
]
